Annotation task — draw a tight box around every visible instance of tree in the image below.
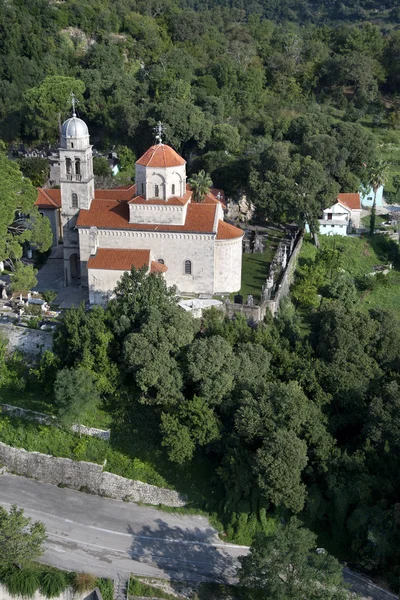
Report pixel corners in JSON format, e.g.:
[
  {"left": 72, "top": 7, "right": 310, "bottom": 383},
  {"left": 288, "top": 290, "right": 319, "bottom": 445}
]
[
  {"left": 54, "top": 367, "right": 102, "bottom": 429},
  {"left": 188, "top": 170, "right": 213, "bottom": 203},
  {"left": 10, "top": 262, "right": 38, "bottom": 294},
  {"left": 19, "top": 158, "right": 50, "bottom": 187},
  {"left": 0, "top": 505, "right": 46, "bottom": 571},
  {"left": 368, "top": 159, "right": 388, "bottom": 236},
  {"left": 238, "top": 517, "right": 348, "bottom": 600},
  {"left": 93, "top": 156, "right": 112, "bottom": 178},
  {"left": 23, "top": 76, "right": 86, "bottom": 142},
  {"left": 116, "top": 145, "right": 136, "bottom": 173},
  {"left": 0, "top": 149, "right": 52, "bottom": 273}
]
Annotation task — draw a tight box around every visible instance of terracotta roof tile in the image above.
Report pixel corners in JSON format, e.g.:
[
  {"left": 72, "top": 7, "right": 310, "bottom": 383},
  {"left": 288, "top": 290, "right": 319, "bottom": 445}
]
[
  {"left": 204, "top": 188, "right": 227, "bottom": 207},
  {"left": 216, "top": 220, "right": 243, "bottom": 240},
  {"left": 128, "top": 189, "right": 191, "bottom": 206},
  {"left": 150, "top": 260, "right": 168, "bottom": 273},
  {"left": 35, "top": 188, "right": 61, "bottom": 208},
  {"left": 77, "top": 200, "right": 217, "bottom": 234},
  {"left": 136, "top": 144, "right": 186, "bottom": 168},
  {"left": 87, "top": 249, "right": 150, "bottom": 271},
  {"left": 337, "top": 193, "right": 361, "bottom": 210}
]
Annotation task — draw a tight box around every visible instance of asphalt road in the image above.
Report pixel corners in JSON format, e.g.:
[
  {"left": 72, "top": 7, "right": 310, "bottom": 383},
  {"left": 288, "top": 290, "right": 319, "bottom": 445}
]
[{"left": 0, "top": 474, "right": 398, "bottom": 599}]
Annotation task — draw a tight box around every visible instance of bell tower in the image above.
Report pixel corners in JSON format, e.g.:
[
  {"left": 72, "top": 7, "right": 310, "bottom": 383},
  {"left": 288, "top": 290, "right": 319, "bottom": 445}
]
[{"left": 59, "top": 94, "right": 94, "bottom": 285}]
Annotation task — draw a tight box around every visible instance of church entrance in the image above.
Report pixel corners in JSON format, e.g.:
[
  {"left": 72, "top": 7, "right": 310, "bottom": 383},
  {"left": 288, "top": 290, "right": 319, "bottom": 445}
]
[{"left": 69, "top": 253, "right": 79, "bottom": 280}]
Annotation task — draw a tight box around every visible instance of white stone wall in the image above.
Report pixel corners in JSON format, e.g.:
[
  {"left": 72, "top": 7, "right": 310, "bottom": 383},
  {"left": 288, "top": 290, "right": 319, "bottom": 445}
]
[
  {"left": 128, "top": 202, "right": 187, "bottom": 226},
  {"left": 88, "top": 268, "right": 127, "bottom": 304},
  {"left": 0, "top": 583, "right": 90, "bottom": 600},
  {"left": 136, "top": 164, "right": 186, "bottom": 200},
  {"left": 319, "top": 222, "right": 348, "bottom": 236},
  {"left": 214, "top": 237, "right": 242, "bottom": 293},
  {"left": 80, "top": 229, "right": 216, "bottom": 295}
]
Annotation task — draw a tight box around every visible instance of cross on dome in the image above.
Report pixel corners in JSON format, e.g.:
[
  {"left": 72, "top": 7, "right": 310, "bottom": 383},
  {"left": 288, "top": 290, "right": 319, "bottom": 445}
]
[
  {"left": 70, "top": 91, "right": 78, "bottom": 117},
  {"left": 155, "top": 121, "right": 164, "bottom": 145}
]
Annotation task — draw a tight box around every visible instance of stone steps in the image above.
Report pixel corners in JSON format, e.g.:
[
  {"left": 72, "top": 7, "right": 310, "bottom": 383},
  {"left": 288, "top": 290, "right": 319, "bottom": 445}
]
[{"left": 113, "top": 574, "right": 129, "bottom": 600}]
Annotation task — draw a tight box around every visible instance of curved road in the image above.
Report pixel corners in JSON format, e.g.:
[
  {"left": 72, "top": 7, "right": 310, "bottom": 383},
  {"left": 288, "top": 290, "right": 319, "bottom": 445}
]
[{"left": 0, "top": 474, "right": 397, "bottom": 598}]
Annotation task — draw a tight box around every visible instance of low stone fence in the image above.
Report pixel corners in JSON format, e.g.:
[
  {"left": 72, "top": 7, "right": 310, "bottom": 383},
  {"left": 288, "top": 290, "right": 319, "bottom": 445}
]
[
  {"left": 224, "top": 232, "right": 303, "bottom": 322},
  {"left": 0, "top": 442, "right": 186, "bottom": 507},
  {"left": 0, "top": 404, "right": 111, "bottom": 441},
  {"left": 0, "top": 584, "right": 100, "bottom": 600}
]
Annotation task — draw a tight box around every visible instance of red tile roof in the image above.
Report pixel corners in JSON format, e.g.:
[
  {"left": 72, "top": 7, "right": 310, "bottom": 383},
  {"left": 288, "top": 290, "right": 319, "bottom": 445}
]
[
  {"left": 128, "top": 189, "right": 191, "bottom": 206},
  {"left": 337, "top": 193, "right": 361, "bottom": 210},
  {"left": 217, "top": 220, "right": 243, "bottom": 240},
  {"left": 136, "top": 144, "right": 186, "bottom": 168},
  {"left": 87, "top": 249, "right": 151, "bottom": 271},
  {"left": 205, "top": 188, "right": 227, "bottom": 207},
  {"left": 77, "top": 200, "right": 218, "bottom": 234},
  {"left": 150, "top": 260, "right": 168, "bottom": 273},
  {"left": 35, "top": 188, "right": 61, "bottom": 208}
]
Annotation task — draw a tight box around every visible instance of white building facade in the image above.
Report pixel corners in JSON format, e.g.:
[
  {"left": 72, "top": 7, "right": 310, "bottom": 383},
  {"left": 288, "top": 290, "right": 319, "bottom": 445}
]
[
  {"left": 36, "top": 114, "right": 243, "bottom": 304},
  {"left": 318, "top": 193, "right": 362, "bottom": 236}
]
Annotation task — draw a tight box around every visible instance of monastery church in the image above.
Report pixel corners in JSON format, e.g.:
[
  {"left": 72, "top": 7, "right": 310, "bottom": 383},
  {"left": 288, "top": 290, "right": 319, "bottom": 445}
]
[{"left": 36, "top": 110, "right": 243, "bottom": 305}]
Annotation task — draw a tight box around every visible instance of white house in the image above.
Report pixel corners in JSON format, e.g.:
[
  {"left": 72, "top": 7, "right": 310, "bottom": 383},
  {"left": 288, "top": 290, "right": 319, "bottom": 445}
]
[
  {"left": 35, "top": 111, "right": 243, "bottom": 305},
  {"left": 319, "top": 193, "right": 361, "bottom": 236},
  {"left": 361, "top": 185, "right": 384, "bottom": 208}
]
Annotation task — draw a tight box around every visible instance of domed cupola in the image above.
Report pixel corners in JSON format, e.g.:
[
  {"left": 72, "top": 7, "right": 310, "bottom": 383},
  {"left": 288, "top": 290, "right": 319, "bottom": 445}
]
[
  {"left": 135, "top": 124, "right": 187, "bottom": 201},
  {"left": 61, "top": 114, "right": 90, "bottom": 151}
]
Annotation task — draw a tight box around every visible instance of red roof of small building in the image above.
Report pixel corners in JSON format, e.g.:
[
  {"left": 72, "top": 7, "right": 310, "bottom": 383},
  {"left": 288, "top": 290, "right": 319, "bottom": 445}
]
[
  {"left": 87, "top": 249, "right": 151, "bottom": 271},
  {"left": 36, "top": 188, "right": 61, "bottom": 208},
  {"left": 205, "top": 188, "right": 227, "bottom": 207},
  {"left": 136, "top": 144, "right": 186, "bottom": 168},
  {"left": 150, "top": 260, "right": 168, "bottom": 273},
  {"left": 337, "top": 193, "right": 361, "bottom": 210},
  {"left": 77, "top": 200, "right": 218, "bottom": 234},
  {"left": 216, "top": 220, "right": 243, "bottom": 240}
]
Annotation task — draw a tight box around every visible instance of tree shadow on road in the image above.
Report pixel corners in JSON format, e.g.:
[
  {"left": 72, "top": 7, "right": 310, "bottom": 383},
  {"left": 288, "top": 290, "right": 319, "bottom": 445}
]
[{"left": 126, "top": 517, "right": 241, "bottom": 588}]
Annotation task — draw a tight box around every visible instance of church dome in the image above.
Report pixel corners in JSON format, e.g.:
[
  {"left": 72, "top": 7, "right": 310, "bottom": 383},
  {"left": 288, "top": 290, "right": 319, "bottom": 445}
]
[
  {"left": 61, "top": 116, "right": 89, "bottom": 139},
  {"left": 136, "top": 144, "right": 186, "bottom": 168}
]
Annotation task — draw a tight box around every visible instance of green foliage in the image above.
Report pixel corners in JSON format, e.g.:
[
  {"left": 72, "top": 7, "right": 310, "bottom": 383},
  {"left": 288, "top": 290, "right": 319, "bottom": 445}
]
[
  {"left": 0, "top": 505, "right": 46, "bottom": 571},
  {"left": 93, "top": 156, "right": 112, "bottom": 177},
  {"left": 40, "top": 569, "right": 68, "bottom": 598},
  {"left": 54, "top": 367, "right": 102, "bottom": 428},
  {"left": 129, "top": 577, "right": 177, "bottom": 599},
  {"left": 238, "top": 517, "right": 348, "bottom": 600},
  {"left": 4, "top": 567, "right": 41, "bottom": 598},
  {"left": 42, "top": 290, "right": 57, "bottom": 304},
  {"left": 96, "top": 578, "right": 114, "bottom": 600},
  {"left": 19, "top": 158, "right": 50, "bottom": 187},
  {"left": 188, "top": 170, "right": 213, "bottom": 203}
]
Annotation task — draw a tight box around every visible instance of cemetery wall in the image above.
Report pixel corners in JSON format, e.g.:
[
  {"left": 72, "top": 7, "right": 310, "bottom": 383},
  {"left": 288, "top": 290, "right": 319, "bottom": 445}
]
[
  {"left": 0, "top": 442, "right": 186, "bottom": 507},
  {"left": 224, "top": 232, "right": 303, "bottom": 322}
]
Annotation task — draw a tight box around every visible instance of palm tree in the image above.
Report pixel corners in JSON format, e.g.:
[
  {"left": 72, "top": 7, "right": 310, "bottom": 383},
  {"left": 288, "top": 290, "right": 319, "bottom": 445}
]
[
  {"left": 369, "top": 159, "right": 388, "bottom": 236},
  {"left": 188, "top": 170, "right": 212, "bottom": 203}
]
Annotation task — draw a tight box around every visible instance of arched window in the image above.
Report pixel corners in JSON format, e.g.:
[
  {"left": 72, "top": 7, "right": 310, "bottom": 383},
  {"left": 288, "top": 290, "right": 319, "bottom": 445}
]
[
  {"left": 66, "top": 158, "right": 72, "bottom": 175},
  {"left": 71, "top": 193, "right": 78, "bottom": 208},
  {"left": 172, "top": 184, "right": 176, "bottom": 195},
  {"left": 184, "top": 260, "right": 192, "bottom": 275},
  {"left": 155, "top": 184, "right": 159, "bottom": 198},
  {"left": 75, "top": 159, "right": 81, "bottom": 179},
  {"left": 158, "top": 258, "right": 164, "bottom": 265}
]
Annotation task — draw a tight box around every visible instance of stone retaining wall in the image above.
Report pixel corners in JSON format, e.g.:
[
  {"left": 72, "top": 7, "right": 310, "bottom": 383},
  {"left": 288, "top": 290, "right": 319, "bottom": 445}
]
[
  {"left": 0, "top": 584, "right": 99, "bottom": 600},
  {"left": 0, "top": 404, "right": 111, "bottom": 441},
  {"left": 0, "top": 442, "right": 186, "bottom": 507}
]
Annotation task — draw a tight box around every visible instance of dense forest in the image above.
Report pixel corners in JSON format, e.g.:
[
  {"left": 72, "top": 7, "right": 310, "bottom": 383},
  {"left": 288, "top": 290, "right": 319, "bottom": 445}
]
[{"left": 1, "top": 0, "right": 400, "bottom": 226}]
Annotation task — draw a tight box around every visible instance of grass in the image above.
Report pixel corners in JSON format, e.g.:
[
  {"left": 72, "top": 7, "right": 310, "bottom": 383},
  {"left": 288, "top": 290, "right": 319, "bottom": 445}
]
[
  {"left": 129, "top": 577, "right": 177, "bottom": 599},
  {"left": 296, "top": 234, "right": 400, "bottom": 315},
  {"left": 238, "top": 228, "right": 285, "bottom": 301},
  {"left": 361, "top": 213, "right": 392, "bottom": 230}
]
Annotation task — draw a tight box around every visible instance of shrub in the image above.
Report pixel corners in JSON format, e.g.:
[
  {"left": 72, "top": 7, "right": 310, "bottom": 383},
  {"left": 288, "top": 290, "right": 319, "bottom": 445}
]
[
  {"left": 4, "top": 567, "right": 41, "bottom": 597},
  {"left": 73, "top": 572, "right": 97, "bottom": 592},
  {"left": 40, "top": 569, "right": 68, "bottom": 598},
  {"left": 42, "top": 290, "right": 57, "bottom": 304},
  {"left": 96, "top": 578, "right": 114, "bottom": 600}
]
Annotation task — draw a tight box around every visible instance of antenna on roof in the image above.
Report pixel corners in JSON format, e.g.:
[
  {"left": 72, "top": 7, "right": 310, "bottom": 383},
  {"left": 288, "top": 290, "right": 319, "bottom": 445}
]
[
  {"left": 70, "top": 91, "right": 78, "bottom": 117},
  {"left": 155, "top": 121, "right": 164, "bottom": 145}
]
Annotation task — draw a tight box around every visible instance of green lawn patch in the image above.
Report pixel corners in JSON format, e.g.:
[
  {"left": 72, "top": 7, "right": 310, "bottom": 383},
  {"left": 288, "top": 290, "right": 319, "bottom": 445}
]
[
  {"left": 129, "top": 577, "right": 177, "bottom": 599},
  {"left": 238, "top": 228, "right": 285, "bottom": 301}
]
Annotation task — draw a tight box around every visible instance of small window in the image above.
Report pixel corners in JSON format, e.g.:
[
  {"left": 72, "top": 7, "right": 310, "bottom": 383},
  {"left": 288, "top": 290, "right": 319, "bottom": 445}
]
[
  {"left": 66, "top": 158, "right": 72, "bottom": 174},
  {"left": 141, "top": 183, "right": 144, "bottom": 195},
  {"left": 327, "top": 213, "right": 333, "bottom": 220},
  {"left": 75, "top": 159, "right": 81, "bottom": 175},
  {"left": 71, "top": 193, "right": 78, "bottom": 208},
  {"left": 71, "top": 142, "right": 74, "bottom": 149},
  {"left": 172, "top": 184, "right": 176, "bottom": 195},
  {"left": 158, "top": 258, "right": 165, "bottom": 265},
  {"left": 155, "top": 184, "right": 159, "bottom": 198},
  {"left": 184, "top": 260, "right": 192, "bottom": 275}
]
